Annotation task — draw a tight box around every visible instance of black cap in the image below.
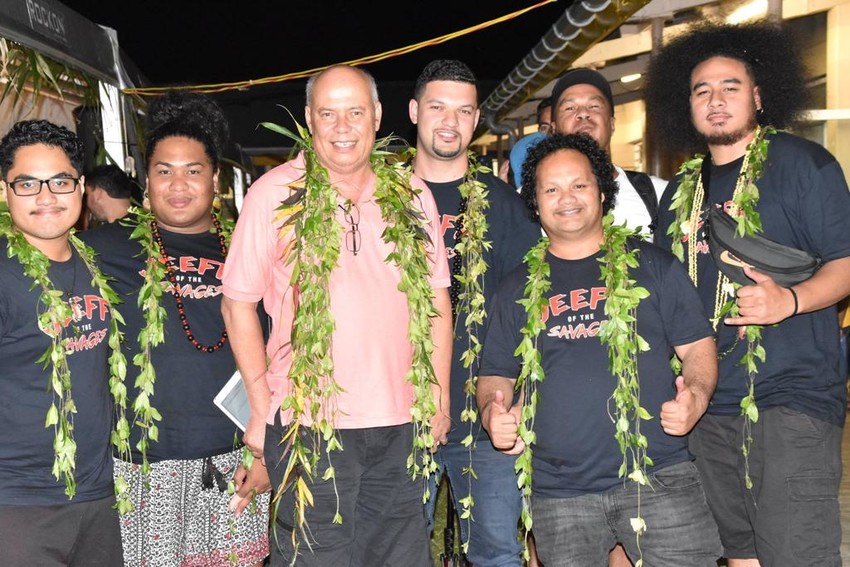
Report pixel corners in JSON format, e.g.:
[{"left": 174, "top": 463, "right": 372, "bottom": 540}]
[{"left": 550, "top": 68, "right": 614, "bottom": 116}]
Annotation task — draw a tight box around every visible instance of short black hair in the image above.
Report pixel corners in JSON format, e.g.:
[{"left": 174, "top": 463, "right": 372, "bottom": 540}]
[
  {"left": 644, "top": 19, "right": 809, "bottom": 155},
  {"left": 0, "top": 119, "right": 85, "bottom": 177},
  {"left": 145, "top": 91, "right": 230, "bottom": 169},
  {"left": 85, "top": 163, "right": 136, "bottom": 200},
  {"left": 520, "top": 133, "right": 617, "bottom": 217},
  {"left": 413, "top": 59, "right": 477, "bottom": 101}
]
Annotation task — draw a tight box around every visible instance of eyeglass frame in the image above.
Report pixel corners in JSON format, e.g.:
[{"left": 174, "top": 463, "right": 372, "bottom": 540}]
[
  {"left": 339, "top": 201, "right": 361, "bottom": 256},
  {"left": 4, "top": 177, "right": 82, "bottom": 197}
]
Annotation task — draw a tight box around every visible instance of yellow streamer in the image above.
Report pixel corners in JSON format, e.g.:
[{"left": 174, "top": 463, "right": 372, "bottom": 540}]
[{"left": 123, "top": 1, "right": 556, "bottom": 96}]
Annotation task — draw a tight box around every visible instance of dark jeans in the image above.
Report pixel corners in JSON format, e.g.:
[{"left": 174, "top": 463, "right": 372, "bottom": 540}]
[
  {"left": 690, "top": 408, "right": 843, "bottom": 566},
  {"left": 0, "top": 495, "right": 122, "bottom": 567},
  {"left": 424, "top": 434, "right": 523, "bottom": 566},
  {"left": 531, "top": 460, "right": 722, "bottom": 566},
  {"left": 265, "top": 419, "right": 431, "bottom": 567}
]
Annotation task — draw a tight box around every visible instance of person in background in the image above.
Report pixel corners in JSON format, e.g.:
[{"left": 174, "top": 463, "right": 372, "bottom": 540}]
[
  {"left": 479, "top": 133, "right": 722, "bottom": 566},
  {"left": 81, "top": 91, "right": 270, "bottom": 567},
  {"left": 221, "top": 65, "right": 452, "bottom": 566},
  {"left": 646, "top": 20, "right": 850, "bottom": 567},
  {"left": 84, "top": 163, "right": 138, "bottom": 225},
  {"left": 0, "top": 120, "right": 123, "bottom": 566},
  {"left": 409, "top": 58, "right": 541, "bottom": 567},
  {"left": 499, "top": 98, "right": 553, "bottom": 187},
  {"left": 551, "top": 68, "right": 666, "bottom": 241}
]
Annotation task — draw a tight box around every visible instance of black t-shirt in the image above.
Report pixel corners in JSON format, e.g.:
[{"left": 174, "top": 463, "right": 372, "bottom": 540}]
[
  {"left": 656, "top": 132, "right": 850, "bottom": 425},
  {"left": 0, "top": 241, "right": 115, "bottom": 504},
  {"left": 425, "top": 171, "right": 541, "bottom": 444},
  {"left": 81, "top": 221, "right": 240, "bottom": 462},
  {"left": 479, "top": 240, "right": 713, "bottom": 497}
]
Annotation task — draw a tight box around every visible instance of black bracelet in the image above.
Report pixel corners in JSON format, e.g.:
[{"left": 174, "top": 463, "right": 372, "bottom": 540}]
[{"left": 788, "top": 287, "right": 799, "bottom": 316}]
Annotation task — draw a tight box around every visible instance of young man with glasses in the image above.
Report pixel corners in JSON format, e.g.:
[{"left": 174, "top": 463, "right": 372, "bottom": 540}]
[{"left": 0, "top": 119, "right": 123, "bottom": 566}]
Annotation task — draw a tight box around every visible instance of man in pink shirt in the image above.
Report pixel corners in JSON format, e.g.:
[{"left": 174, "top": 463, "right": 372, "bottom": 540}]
[{"left": 221, "top": 65, "right": 452, "bottom": 566}]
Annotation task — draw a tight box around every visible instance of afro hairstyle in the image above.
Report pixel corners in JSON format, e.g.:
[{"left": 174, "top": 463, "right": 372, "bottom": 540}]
[{"left": 644, "top": 19, "right": 809, "bottom": 155}]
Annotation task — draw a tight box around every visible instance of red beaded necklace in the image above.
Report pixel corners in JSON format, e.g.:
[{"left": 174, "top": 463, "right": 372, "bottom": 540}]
[{"left": 150, "top": 214, "right": 228, "bottom": 353}]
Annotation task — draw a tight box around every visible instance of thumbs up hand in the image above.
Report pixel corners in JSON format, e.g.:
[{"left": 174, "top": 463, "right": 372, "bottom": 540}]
[
  {"left": 660, "top": 376, "right": 700, "bottom": 436},
  {"left": 482, "top": 390, "right": 524, "bottom": 454}
]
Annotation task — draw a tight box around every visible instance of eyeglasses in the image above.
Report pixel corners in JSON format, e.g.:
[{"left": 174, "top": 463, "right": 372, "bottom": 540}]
[
  {"left": 339, "top": 201, "right": 361, "bottom": 256},
  {"left": 201, "top": 456, "right": 228, "bottom": 492},
  {"left": 5, "top": 177, "right": 81, "bottom": 196}
]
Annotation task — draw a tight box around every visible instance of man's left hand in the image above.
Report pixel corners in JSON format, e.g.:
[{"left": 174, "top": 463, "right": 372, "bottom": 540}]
[
  {"left": 430, "top": 411, "right": 451, "bottom": 452},
  {"left": 659, "top": 376, "right": 704, "bottom": 436}
]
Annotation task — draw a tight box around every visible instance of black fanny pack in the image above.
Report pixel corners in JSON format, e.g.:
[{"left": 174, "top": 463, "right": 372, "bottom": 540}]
[{"left": 707, "top": 207, "right": 821, "bottom": 287}]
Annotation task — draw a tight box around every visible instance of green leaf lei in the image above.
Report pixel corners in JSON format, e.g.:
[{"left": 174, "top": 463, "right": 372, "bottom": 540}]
[
  {"left": 260, "top": 121, "right": 441, "bottom": 546},
  {"left": 125, "top": 206, "right": 234, "bottom": 482},
  {"left": 449, "top": 151, "right": 492, "bottom": 544},
  {"left": 0, "top": 213, "right": 131, "bottom": 508},
  {"left": 665, "top": 126, "right": 774, "bottom": 489},
  {"left": 514, "top": 217, "right": 651, "bottom": 561}
]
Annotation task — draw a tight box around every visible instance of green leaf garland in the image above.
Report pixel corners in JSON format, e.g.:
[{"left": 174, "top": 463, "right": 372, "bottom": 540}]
[
  {"left": 513, "top": 217, "right": 652, "bottom": 561},
  {"left": 260, "top": 121, "right": 441, "bottom": 552},
  {"left": 665, "top": 126, "right": 774, "bottom": 489},
  {"left": 0, "top": 213, "right": 130, "bottom": 507},
  {"left": 125, "top": 206, "right": 234, "bottom": 480}
]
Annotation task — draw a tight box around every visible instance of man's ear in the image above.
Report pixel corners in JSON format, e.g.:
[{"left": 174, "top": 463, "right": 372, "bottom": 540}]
[
  {"left": 408, "top": 99, "right": 419, "bottom": 125},
  {"left": 374, "top": 101, "right": 383, "bottom": 132},
  {"left": 754, "top": 86, "right": 762, "bottom": 111}
]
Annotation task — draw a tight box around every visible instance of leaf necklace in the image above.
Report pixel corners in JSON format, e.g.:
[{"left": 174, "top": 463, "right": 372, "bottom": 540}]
[
  {"left": 261, "top": 121, "right": 439, "bottom": 545},
  {"left": 448, "top": 151, "right": 491, "bottom": 543},
  {"left": 0, "top": 213, "right": 131, "bottom": 507},
  {"left": 127, "top": 207, "right": 234, "bottom": 478},
  {"left": 514, "top": 217, "right": 650, "bottom": 561},
  {"left": 665, "top": 125, "right": 774, "bottom": 488}
]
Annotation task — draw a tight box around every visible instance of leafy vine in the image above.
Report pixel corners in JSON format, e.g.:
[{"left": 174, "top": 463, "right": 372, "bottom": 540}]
[
  {"left": 0, "top": 213, "right": 130, "bottom": 508},
  {"left": 125, "top": 206, "right": 234, "bottom": 478},
  {"left": 513, "top": 217, "right": 652, "bottom": 561},
  {"left": 259, "top": 120, "right": 441, "bottom": 552},
  {"left": 513, "top": 236, "right": 550, "bottom": 560},
  {"left": 446, "top": 150, "right": 492, "bottom": 542},
  {"left": 597, "top": 217, "right": 652, "bottom": 561},
  {"left": 665, "top": 126, "right": 774, "bottom": 488}
]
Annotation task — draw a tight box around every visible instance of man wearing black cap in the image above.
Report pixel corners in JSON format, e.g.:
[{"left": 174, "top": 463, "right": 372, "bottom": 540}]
[
  {"left": 551, "top": 68, "right": 670, "bottom": 567},
  {"left": 550, "top": 67, "right": 666, "bottom": 240}
]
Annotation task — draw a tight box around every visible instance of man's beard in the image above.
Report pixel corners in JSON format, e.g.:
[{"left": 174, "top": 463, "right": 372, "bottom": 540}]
[
  {"left": 430, "top": 136, "right": 464, "bottom": 160},
  {"left": 701, "top": 111, "right": 759, "bottom": 147}
]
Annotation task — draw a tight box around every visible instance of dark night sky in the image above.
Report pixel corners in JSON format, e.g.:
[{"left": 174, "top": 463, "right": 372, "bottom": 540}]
[
  {"left": 64, "top": 0, "right": 567, "bottom": 153},
  {"left": 65, "top": 1, "right": 565, "bottom": 86}
]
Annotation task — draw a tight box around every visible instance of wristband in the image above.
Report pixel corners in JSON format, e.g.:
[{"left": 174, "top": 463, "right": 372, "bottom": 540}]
[{"left": 788, "top": 286, "right": 799, "bottom": 316}]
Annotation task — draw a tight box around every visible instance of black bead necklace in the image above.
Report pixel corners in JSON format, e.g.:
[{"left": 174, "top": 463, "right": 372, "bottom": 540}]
[
  {"left": 150, "top": 214, "right": 228, "bottom": 353},
  {"left": 449, "top": 196, "right": 468, "bottom": 322}
]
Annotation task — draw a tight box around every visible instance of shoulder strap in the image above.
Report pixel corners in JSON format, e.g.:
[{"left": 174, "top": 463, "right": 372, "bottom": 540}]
[{"left": 624, "top": 170, "right": 659, "bottom": 233}]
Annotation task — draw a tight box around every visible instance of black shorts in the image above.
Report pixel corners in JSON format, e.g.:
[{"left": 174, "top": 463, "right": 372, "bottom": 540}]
[
  {"left": 0, "top": 495, "right": 122, "bottom": 566},
  {"left": 689, "top": 407, "right": 842, "bottom": 566}
]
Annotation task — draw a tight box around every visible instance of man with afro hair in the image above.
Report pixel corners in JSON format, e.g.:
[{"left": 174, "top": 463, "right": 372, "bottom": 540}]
[{"left": 646, "top": 19, "right": 850, "bottom": 567}]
